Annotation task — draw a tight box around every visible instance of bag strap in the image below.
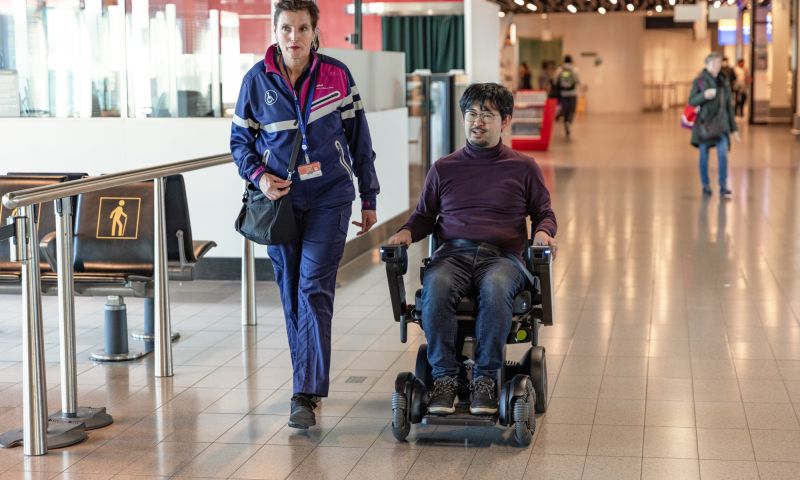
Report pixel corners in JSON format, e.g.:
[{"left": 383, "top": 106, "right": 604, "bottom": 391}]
[{"left": 286, "top": 129, "right": 303, "bottom": 178}]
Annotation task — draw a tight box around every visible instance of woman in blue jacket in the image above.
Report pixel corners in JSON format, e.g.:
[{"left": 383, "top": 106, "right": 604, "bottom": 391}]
[{"left": 230, "top": 0, "right": 380, "bottom": 429}]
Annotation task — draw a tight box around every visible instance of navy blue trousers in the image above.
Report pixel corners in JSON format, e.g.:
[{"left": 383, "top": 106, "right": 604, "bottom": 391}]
[{"left": 267, "top": 201, "right": 352, "bottom": 397}]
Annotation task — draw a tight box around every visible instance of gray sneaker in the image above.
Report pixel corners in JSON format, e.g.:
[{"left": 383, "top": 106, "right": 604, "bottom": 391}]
[
  {"left": 428, "top": 376, "right": 459, "bottom": 415},
  {"left": 469, "top": 376, "right": 498, "bottom": 415}
]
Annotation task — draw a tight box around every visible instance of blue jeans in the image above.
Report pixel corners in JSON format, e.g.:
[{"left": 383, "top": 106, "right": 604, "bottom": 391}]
[
  {"left": 699, "top": 135, "right": 729, "bottom": 189},
  {"left": 421, "top": 241, "right": 525, "bottom": 380}
]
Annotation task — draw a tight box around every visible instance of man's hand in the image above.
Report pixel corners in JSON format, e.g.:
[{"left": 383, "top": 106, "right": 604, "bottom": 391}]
[
  {"left": 387, "top": 228, "right": 412, "bottom": 246},
  {"left": 352, "top": 210, "right": 377, "bottom": 236},
  {"left": 703, "top": 88, "right": 717, "bottom": 100},
  {"left": 533, "top": 231, "right": 558, "bottom": 260},
  {"left": 258, "top": 173, "right": 292, "bottom": 200}
]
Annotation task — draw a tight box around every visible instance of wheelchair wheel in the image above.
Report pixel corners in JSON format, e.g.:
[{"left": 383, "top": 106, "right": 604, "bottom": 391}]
[
  {"left": 512, "top": 378, "right": 536, "bottom": 446},
  {"left": 415, "top": 344, "right": 434, "bottom": 389},
  {"left": 391, "top": 373, "right": 415, "bottom": 441},
  {"left": 526, "top": 346, "right": 548, "bottom": 414}
]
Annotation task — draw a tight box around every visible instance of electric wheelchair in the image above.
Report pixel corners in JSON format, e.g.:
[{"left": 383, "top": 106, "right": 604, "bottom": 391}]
[{"left": 380, "top": 238, "right": 554, "bottom": 446}]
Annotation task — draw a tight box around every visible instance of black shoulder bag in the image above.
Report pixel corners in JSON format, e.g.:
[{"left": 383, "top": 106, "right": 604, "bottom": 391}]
[
  {"left": 697, "top": 87, "right": 728, "bottom": 143},
  {"left": 234, "top": 130, "right": 302, "bottom": 245}
]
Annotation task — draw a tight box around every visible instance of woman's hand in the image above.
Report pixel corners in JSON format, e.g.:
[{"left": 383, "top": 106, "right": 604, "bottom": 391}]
[
  {"left": 353, "top": 210, "right": 377, "bottom": 236},
  {"left": 258, "top": 173, "right": 292, "bottom": 200}
]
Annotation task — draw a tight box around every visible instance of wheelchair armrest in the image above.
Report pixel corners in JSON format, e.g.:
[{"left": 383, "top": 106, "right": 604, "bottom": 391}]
[
  {"left": 528, "top": 245, "right": 554, "bottom": 326},
  {"left": 380, "top": 244, "right": 409, "bottom": 324},
  {"left": 39, "top": 231, "right": 59, "bottom": 272}
]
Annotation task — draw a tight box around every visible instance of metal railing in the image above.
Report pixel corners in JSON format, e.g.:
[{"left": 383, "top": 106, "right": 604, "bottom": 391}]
[
  {"left": 643, "top": 81, "right": 694, "bottom": 111},
  {"left": 2, "top": 153, "right": 260, "bottom": 456}
]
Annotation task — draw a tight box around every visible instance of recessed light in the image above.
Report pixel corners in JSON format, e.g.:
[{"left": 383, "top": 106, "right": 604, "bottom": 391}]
[
  {"left": 498, "top": 11, "right": 506, "bottom": 17},
  {"left": 626, "top": 3, "right": 635, "bottom": 10},
  {"left": 527, "top": 3, "right": 537, "bottom": 11},
  {"left": 598, "top": 6, "right": 607, "bottom": 13},
  {"left": 655, "top": 4, "right": 663, "bottom": 11},
  {"left": 567, "top": 4, "right": 578, "bottom": 13},
  {"left": 515, "top": 0, "right": 525, "bottom": 5}
]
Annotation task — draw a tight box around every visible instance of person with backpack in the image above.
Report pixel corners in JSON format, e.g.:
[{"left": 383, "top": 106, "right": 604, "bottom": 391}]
[
  {"left": 555, "top": 55, "right": 579, "bottom": 137},
  {"left": 688, "top": 52, "right": 739, "bottom": 197}
]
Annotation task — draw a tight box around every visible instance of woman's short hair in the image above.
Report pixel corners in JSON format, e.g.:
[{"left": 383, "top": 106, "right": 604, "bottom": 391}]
[
  {"left": 459, "top": 83, "right": 514, "bottom": 120},
  {"left": 273, "top": 0, "right": 320, "bottom": 30},
  {"left": 705, "top": 52, "right": 722, "bottom": 64}
]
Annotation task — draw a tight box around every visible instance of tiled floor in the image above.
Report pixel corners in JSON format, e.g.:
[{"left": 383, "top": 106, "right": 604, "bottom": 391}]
[{"left": 2, "top": 111, "right": 800, "bottom": 479}]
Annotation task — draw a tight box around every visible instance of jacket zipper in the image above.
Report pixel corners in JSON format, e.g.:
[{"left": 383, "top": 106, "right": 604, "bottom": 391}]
[{"left": 335, "top": 140, "right": 354, "bottom": 180}]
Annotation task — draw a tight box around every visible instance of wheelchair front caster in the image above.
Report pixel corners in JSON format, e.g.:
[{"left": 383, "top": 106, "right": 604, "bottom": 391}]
[
  {"left": 392, "top": 372, "right": 427, "bottom": 441},
  {"left": 521, "top": 346, "right": 548, "bottom": 414},
  {"left": 499, "top": 374, "right": 537, "bottom": 446}
]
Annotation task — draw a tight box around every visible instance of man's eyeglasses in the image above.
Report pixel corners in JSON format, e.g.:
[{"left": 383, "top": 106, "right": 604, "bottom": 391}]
[{"left": 464, "top": 110, "right": 498, "bottom": 122}]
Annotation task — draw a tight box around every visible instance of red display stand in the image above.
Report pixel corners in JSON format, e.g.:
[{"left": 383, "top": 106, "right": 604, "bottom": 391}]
[{"left": 510, "top": 90, "right": 557, "bottom": 151}]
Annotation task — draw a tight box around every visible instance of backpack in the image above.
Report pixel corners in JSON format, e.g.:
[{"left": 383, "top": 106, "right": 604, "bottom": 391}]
[{"left": 558, "top": 69, "right": 576, "bottom": 91}]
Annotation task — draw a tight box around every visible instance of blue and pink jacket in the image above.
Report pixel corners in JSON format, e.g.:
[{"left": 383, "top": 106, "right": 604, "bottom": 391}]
[{"left": 231, "top": 44, "right": 380, "bottom": 210}]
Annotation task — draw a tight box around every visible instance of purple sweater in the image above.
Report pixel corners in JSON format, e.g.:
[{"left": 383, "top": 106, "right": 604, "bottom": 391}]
[{"left": 402, "top": 141, "right": 557, "bottom": 257}]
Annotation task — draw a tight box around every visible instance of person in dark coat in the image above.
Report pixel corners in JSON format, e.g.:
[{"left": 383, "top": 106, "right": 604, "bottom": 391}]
[{"left": 688, "top": 52, "right": 739, "bottom": 197}]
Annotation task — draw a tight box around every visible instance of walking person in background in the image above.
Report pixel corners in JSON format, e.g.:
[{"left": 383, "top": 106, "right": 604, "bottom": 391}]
[
  {"left": 733, "top": 58, "right": 749, "bottom": 117},
  {"left": 555, "top": 55, "right": 579, "bottom": 137},
  {"left": 230, "top": 0, "right": 380, "bottom": 430},
  {"left": 519, "top": 62, "right": 532, "bottom": 90},
  {"left": 688, "top": 52, "right": 739, "bottom": 198},
  {"left": 538, "top": 61, "right": 553, "bottom": 94}
]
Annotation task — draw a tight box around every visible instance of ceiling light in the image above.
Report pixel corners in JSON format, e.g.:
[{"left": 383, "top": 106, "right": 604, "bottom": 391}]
[
  {"left": 598, "top": 6, "right": 607, "bottom": 13},
  {"left": 610, "top": 0, "right": 618, "bottom": 5},
  {"left": 669, "top": 0, "right": 676, "bottom": 4},
  {"left": 567, "top": 4, "right": 578, "bottom": 12},
  {"left": 647, "top": 9, "right": 653, "bottom": 15},
  {"left": 526, "top": 3, "right": 537, "bottom": 11},
  {"left": 713, "top": 0, "right": 721, "bottom": 7},
  {"left": 655, "top": 4, "right": 663, "bottom": 11},
  {"left": 627, "top": 3, "right": 635, "bottom": 10},
  {"left": 514, "top": 0, "right": 525, "bottom": 6},
  {"left": 727, "top": 0, "right": 735, "bottom": 4},
  {"left": 498, "top": 11, "right": 506, "bottom": 17}
]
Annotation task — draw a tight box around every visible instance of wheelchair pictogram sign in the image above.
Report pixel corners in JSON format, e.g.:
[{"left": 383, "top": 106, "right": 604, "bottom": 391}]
[{"left": 96, "top": 197, "right": 141, "bottom": 240}]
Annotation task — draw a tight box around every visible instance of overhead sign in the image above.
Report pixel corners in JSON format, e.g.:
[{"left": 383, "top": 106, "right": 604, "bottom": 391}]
[
  {"left": 709, "top": 5, "right": 738, "bottom": 22},
  {"left": 674, "top": 4, "right": 703, "bottom": 22}
]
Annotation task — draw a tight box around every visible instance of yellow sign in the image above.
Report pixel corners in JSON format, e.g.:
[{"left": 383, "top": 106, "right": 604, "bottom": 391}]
[
  {"left": 0, "top": 204, "right": 42, "bottom": 224},
  {"left": 96, "top": 197, "right": 141, "bottom": 240}
]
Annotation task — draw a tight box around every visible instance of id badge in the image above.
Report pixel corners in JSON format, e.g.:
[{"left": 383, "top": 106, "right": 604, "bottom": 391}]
[{"left": 298, "top": 162, "right": 323, "bottom": 181}]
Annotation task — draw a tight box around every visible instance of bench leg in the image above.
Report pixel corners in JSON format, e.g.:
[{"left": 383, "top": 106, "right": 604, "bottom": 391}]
[
  {"left": 132, "top": 298, "right": 180, "bottom": 349},
  {"left": 90, "top": 296, "right": 146, "bottom": 362}
]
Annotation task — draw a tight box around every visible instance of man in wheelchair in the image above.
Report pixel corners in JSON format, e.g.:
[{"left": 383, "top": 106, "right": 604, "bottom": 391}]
[{"left": 387, "top": 83, "right": 557, "bottom": 417}]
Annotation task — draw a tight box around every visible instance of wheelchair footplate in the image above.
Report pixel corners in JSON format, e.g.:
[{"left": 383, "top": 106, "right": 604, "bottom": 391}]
[{"left": 421, "top": 401, "right": 497, "bottom": 427}]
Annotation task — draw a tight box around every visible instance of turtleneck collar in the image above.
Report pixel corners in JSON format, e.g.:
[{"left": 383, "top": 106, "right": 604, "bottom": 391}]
[{"left": 464, "top": 139, "right": 505, "bottom": 160}]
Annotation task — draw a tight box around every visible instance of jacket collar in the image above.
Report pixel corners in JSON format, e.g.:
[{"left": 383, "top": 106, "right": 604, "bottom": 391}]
[{"left": 264, "top": 44, "right": 319, "bottom": 79}]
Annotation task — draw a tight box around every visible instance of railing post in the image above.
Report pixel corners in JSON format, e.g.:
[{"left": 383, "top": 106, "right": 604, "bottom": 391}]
[
  {"left": 19, "top": 207, "right": 48, "bottom": 456},
  {"left": 242, "top": 238, "right": 257, "bottom": 326},
  {"left": 153, "top": 178, "right": 173, "bottom": 377},
  {"left": 55, "top": 198, "right": 77, "bottom": 416},
  {"left": 52, "top": 198, "right": 113, "bottom": 428}
]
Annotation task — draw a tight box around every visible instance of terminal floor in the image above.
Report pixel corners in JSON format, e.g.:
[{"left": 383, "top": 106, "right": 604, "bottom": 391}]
[{"left": 2, "top": 111, "right": 800, "bottom": 479}]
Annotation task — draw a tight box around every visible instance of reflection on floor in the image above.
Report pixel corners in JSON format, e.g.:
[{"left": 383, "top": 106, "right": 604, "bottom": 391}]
[{"left": 2, "top": 111, "right": 800, "bottom": 479}]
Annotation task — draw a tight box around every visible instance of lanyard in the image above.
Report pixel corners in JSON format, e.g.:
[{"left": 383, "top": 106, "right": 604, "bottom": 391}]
[{"left": 281, "top": 56, "right": 316, "bottom": 164}]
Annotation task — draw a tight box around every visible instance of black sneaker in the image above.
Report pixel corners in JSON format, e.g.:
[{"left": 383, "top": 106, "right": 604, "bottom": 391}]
[
  {"left": 288, "top": 394, "right": 317, "bottom": 429},
  {"left": 702, "top": 185, "right": 712, "bottom": 196},
  {"left": 720, "top": 187, "right": 733, "bottom": 197},
  {"left": 428, "top": 376, "right": 459, "bottom": 415},
  {"left": 469, "top": 376, "right": 498, "bottom": 415}
]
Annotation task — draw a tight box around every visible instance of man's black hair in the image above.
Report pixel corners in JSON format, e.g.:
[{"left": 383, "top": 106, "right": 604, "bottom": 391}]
[
  {"left": 459, "top": 83, "right": 514, "bottom": 120},
  {"left": 564, "top": 55, "right": 573, "bottom": 64}
]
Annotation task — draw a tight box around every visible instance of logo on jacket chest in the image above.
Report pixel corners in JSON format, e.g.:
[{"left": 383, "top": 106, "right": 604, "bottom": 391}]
[{"left": 264, "top": 90, "right": 277, "bottom": 106}]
